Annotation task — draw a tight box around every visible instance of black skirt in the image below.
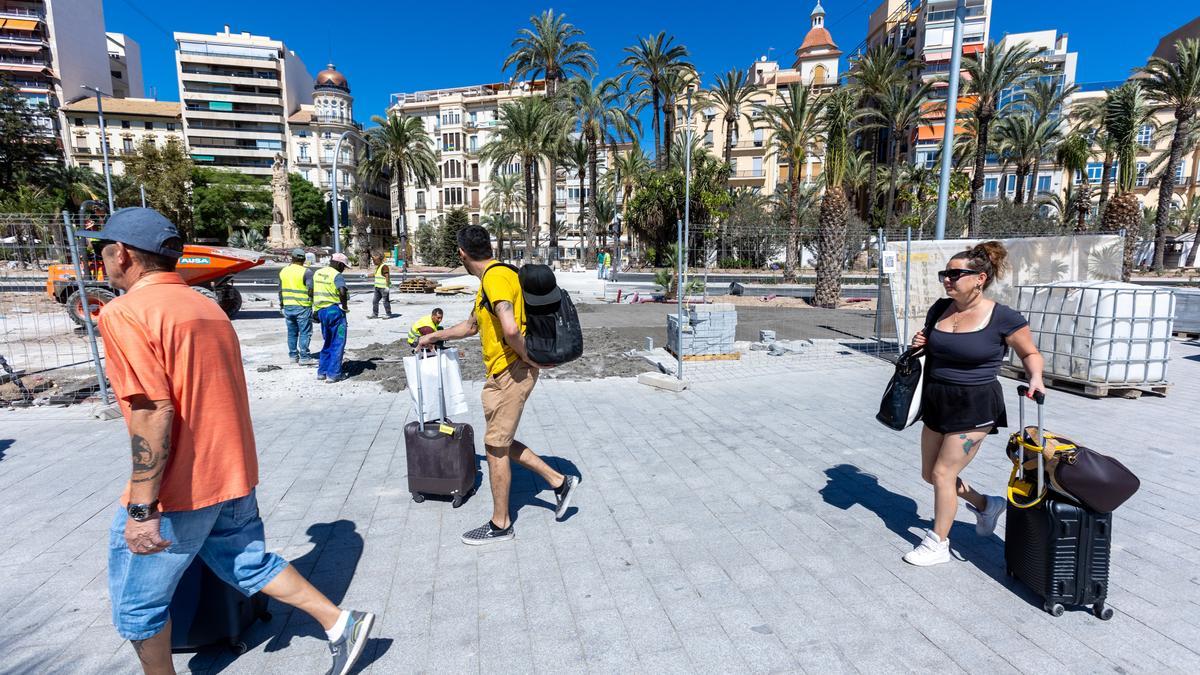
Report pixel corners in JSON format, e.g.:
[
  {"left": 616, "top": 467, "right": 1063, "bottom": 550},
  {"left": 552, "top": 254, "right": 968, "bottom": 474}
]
[{"left": 921, "top": 378, "right": 1008, "bottom": 434}]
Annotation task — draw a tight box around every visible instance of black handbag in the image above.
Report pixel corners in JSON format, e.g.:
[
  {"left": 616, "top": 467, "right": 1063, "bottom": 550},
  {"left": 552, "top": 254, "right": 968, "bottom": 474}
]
[
  {"left": 1052, "top": 446, "right": 1140, "bottom": 513},
  {"left": 876, "top": 298, "right": 950, "bottom": 431}
]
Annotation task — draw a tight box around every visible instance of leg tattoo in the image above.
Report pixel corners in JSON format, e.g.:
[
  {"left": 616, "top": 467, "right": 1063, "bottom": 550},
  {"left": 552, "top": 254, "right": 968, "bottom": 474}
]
[{"left": 960, "top": 434, "right": 976, "bottom": 455}]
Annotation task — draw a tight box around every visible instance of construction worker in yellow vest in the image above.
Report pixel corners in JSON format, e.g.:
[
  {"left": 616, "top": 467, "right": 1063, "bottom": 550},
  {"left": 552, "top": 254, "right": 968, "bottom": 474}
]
[
  {"left": 407, "top": 308, "right": 444, "bottom": 352},
  {"left": 369, "top": 254, "right": 395, "bottom": 319},
  {"left": 278, "top": 248, "right": 315, "bottom": 365},
  {"left": 314, "top": 253, "right": 350, "bottom": 382}
]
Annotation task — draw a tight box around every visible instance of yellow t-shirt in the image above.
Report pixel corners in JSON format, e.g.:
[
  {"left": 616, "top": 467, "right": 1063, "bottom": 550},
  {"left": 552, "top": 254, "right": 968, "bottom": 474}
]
[{"left": 475, "top": 262, "right": 526, "bottom": 377}]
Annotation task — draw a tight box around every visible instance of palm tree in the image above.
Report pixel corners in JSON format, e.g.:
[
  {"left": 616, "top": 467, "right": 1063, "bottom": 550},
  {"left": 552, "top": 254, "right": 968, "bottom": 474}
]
[
  {"left": 1136, "top": 38, "right": 1200, "bottom": 271},
  {"left": 608, "top": 148, "right": 650, "bottom": 257},
  {"left": 815, "top": 87, "right": 863, "bottom": 308},
  {"left": 363, "top": 114, "right": 437, "bottom": 263},
  {"left": 872, "top": 81, "right": 932, "bottom": 226},
  {"left": 658, "top": 67, "right": 696, "bottom": 164},
  {"left": 562, "top": 135, "right": 591, "bottom": 256},
  {"left": 504, "top": 9, "right": 595, "bottom": 266},
  {"left": 850, "top": 45, "right": 908, "bottom": 222},
  {"left": 620, "top": 32, "right": 690, "bottom": 168},
  {"left": 1022, "top": 79, "right": 1077, "bottom": 202},
  {"left": 1056, "top": 132, "right": 1092, "bottom": 231},
  {"left": 1072, "top": 95, "right": 1118, "bottom": 216},
  {"left": 1182, "top": 193, "right": 1200, "bottom": 268},
  {"left": 1099, "top": 82, "right": 1154, "bottom": 281},
  {"left": 703, "top": 68, "right": 758, "bottom": 174},
  {"left": 565, "top": 76, "right": 638, "bottom": 263},
  {"left": 482, "top": 171, "right": 526, "bottom": 253},
  {"left": 481, "top": 96, "right": 564, "bottom": 263},
  {"left": 761, "top": 83, "right": 825, "bottom": 281},
  {"left": 994, "top": 113, "right": 1059, "bottom": 205},
  {"left": 843, "top": 150, "right": 874, "bottom": 219},
  {"left": 962, "top": 40, "right": 1042, "bottom": 234}
]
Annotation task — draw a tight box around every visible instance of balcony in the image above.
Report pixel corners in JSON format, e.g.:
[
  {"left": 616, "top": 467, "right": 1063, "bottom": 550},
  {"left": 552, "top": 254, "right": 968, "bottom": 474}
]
[
  {"left": 730, "top": 169, "right": 766, "bottom": 179},
  {"left": 0, "top": 7, "right": 44, "bottom": 20}
]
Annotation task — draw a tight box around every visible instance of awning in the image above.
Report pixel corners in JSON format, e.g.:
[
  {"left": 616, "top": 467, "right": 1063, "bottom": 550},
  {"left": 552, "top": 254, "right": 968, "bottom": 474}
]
[
  {"left": 963, "top": 43, "right": 985, "bottom": 55},
  {"left": 917, "top": 124, "right": 967, "bottom": 141},
  {"left": 0, "top": 19, "right": 40, "bottom": 30}
]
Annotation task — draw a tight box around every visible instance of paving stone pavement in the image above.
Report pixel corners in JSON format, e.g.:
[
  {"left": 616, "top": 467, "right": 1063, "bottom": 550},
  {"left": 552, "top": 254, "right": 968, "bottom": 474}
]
[{"left": 1, "top": 340, "right": 1199, "bottom": 674}]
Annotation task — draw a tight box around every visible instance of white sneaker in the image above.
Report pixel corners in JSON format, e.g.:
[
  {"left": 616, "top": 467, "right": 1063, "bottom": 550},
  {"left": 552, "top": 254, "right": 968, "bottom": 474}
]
[
  {"left": 903, "top": 531, "right": 951, "bottom": 566},
  {"left": 967, "top": 495, "right": 1006, "bottom": 537}
]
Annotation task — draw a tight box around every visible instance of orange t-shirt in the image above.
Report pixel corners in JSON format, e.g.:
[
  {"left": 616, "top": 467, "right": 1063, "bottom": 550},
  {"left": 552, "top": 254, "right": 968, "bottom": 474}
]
[{"left": 98, "top": 272, "right": 258, "bottom": 512}]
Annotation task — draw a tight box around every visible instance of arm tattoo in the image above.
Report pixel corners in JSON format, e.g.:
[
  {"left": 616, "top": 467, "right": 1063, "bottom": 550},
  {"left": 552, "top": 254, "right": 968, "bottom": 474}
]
[{"left": 130, "top": 433, "right": 168, "bottom": 483}]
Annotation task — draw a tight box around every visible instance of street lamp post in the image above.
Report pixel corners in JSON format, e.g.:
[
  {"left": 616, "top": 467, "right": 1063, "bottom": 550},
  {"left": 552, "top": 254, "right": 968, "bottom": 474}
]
[
  {"left": 933, "top": 0, "right": 966, "bottom": 240},
  {"left": 81, "top": 85, "right": 115, "bottom": 213},
  {"left": 331, "top": 128, "right": 365, "bottom": 255},
  {"left": 677, "top": 85, "right": 696, "bottom": 382}
]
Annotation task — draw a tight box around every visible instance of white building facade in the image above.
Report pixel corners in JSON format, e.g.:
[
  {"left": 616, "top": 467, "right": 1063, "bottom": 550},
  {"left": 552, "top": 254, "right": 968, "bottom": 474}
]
[{"left": 60, "top": 96, "right": 183, "bottom": 175}]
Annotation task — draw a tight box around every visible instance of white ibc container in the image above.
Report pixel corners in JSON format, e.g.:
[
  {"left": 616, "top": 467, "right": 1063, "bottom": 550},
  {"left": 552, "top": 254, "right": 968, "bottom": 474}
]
[{"left": 1009, "top": 282, "right": 1175, "bottom": 384}]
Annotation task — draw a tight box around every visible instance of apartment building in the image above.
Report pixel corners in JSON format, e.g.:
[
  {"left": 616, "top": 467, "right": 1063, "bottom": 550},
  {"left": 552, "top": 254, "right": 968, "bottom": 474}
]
[
  {"left": 689, "top": 1, "right": 840, "bottom": 196},
  {"left": 286, "top": 64, "right": 390, "bottom": 247},
  {"left": 174, "top": 26, "right": 313, "bottom": 176},
  {"left": 1067, "top": 87, "right": 1199, "bottom": 216},
  {"left": 390, "top": 79, "right": 626, "bottom": 262},
  {"left": 980, "top": 30, "right": 1079, "bottom": 206},
  {"left": 60, "top": 96, "right": 182, "bottom": 175},
  {"left": 106, "top": 32, "right": 143, "bottom": 99},
  {"left": 0, "top": 0, "right": 118, "bottom": 161}
]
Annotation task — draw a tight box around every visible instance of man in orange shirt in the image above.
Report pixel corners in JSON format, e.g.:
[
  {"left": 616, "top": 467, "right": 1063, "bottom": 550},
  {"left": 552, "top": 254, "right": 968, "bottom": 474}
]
[{"left": 84, "top": 208, "right": 375, "bottom": 675}]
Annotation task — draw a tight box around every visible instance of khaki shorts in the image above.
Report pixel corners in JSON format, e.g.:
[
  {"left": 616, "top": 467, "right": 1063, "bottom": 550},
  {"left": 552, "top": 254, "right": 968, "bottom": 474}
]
[{"left": 481, "top": 360, "right": 538, "bottom": 448}]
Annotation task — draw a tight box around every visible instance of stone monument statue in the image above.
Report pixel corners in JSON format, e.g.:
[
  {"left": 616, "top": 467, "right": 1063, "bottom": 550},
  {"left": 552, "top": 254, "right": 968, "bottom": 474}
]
[{"left": 268, "top": 153, "right": 302, "bottom": 248}]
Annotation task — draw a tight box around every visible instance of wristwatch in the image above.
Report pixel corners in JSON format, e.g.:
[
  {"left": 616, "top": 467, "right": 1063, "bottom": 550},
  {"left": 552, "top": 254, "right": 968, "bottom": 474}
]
[{"left": 127, "top": 501, "right": 158, "bottom": 522}]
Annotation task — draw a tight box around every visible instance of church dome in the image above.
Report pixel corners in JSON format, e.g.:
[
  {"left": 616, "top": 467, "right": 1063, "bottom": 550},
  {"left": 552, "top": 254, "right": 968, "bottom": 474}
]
[{"left": 315, "top": 64, "right": 349, "bottom": 93}]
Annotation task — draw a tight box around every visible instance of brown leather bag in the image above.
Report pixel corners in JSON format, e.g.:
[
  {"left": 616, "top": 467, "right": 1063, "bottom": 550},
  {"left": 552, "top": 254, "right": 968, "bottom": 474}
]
[{"left": 1052, "top": 445, "right": 1140, "bottom": 513}]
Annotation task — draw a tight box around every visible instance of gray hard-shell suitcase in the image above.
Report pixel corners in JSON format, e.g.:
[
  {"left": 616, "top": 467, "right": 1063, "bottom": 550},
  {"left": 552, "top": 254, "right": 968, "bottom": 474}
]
[
  {"left": 169, "top": 557, "right": 270, "bottom": 654},
  {"left": 1004, "top": 386, "right": 1114, "bottom": 620},
  {"left": 403, "top": 348, "right": 477, "bottom": 507}
]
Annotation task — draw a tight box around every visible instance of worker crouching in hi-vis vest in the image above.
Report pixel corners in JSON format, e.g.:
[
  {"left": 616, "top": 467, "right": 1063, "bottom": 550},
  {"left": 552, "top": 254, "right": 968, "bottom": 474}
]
[
  {"left": 278, "top": 247, "right": 315, "bottom": 365},
  {"left": 314, "top": 253, "right": 350, "bottom": 382},
  {"left": 369, "top": 254, "right": 395, "bottom": 319},
  {"left": 407, "top": 308, "right": 445, "bottom": 353}
]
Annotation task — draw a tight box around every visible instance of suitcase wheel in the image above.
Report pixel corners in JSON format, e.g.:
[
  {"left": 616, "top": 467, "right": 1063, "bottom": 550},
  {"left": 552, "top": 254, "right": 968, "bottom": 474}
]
[
  {"left": 1093, "top": 604, "right": 1114, "bottom": 621},
  {"left": 229, "top": 640, "right": 248, "bottom": 656},
  {"left": 411, "top": 492, "right": 425, "bottom": 503},
  {"left": 452, "top": 495, "right": 465, "bottom": 508},
  {"left": 1045, "top": 602, "right": 1065, "bottom": 618}
]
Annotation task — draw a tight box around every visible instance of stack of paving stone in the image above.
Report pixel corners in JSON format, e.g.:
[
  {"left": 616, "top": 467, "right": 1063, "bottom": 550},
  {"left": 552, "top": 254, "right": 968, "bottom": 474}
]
[{"left": 667, "top": 303, "right": 738, "bottom": 356}]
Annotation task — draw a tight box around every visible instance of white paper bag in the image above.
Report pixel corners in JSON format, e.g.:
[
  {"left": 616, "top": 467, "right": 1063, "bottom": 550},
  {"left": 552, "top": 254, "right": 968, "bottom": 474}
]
[{"left": 405, "top": 349, "right": 469, "bottom": 420}]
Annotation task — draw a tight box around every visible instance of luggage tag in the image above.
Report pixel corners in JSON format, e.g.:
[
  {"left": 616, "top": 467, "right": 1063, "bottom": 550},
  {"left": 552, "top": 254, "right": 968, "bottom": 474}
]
[{"left": 438, "top": 423, "right": 456, "bottom": 436}]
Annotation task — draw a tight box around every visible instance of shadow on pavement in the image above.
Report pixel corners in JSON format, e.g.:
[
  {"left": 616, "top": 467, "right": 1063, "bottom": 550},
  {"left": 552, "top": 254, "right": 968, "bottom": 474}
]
[
  {"left": 187, "top": 519, "right": 373, "bottom": 674},
  {"left": 509, "top": 455, "right": 580, "bottom": 523},
  {"left": 0, "top": 438, "right": 11, "bottom": 462},
  {"left": 819, "top": 463, "right": 1044, "bottom": 609}
]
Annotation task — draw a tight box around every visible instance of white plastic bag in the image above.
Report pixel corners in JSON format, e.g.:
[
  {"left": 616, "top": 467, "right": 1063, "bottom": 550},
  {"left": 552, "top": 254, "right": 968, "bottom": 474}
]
[{"left": 405, "top": 349, "right": 469, "bottom": 420}]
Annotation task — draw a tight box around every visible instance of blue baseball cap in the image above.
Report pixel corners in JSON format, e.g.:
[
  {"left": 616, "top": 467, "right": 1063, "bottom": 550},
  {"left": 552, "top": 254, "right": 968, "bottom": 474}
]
[{"left": 79, "top": 207, "right": 184, "bottom": 258}]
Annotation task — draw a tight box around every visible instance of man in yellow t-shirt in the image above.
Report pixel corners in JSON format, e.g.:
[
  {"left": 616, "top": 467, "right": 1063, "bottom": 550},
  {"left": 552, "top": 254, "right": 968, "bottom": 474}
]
[{"left": 418, "top": 225, "right": 580, "bottom": 545}]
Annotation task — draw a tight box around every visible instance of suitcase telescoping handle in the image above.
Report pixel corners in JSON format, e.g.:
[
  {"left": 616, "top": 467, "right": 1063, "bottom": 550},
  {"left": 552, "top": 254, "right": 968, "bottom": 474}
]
[
  {"left": 1016, "top": 384, "right": 1045, "bottom": 494},
  {"left": 414, "top": 347, "right": 449, "bottom": 426}
]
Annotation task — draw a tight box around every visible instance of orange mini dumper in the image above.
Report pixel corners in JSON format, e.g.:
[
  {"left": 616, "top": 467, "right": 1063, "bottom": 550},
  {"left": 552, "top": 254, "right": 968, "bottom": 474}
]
[{"left": 46, "top": 245, "right": 265, "bottom": 326}]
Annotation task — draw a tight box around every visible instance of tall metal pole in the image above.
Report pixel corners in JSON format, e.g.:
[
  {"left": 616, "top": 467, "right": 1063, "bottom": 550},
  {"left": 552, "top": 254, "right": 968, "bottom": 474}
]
[
  {"left": 139, "top": 184, "right": 146, "bottom": 208},
  {"left": 903, "top": 226, "right": 912, "bottom": 344},
  {"left": 62, "top": 211, "right": 111, "bottom": 404},
  {"left": 331, "top": 129, "right": 363, "bottom": 254},
  {"left": 676, "top": 218, "right": 684, "bottom": 381},
  {"left": 933, "top": 0, "right": 966, "bottom": 241},
  {"left": 683, "top": 86, "right": 695, "bottom": 303},
  {"left": 83, "top": 85, "right": 115, "bottom": 213}
]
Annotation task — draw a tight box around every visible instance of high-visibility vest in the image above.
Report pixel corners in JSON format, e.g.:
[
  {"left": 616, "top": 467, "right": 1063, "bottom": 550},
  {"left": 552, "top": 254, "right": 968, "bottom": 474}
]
[
  {"left": 407, "top": 315, "right": 442, "bottom": 345},
  {"left": 278, "top": 263, "right": 311, "bottom": 308},
  {"left": 374, "top": 263, "right": 389, "bottom": 288},
  {"left": 312, "top": 266, "right": 342, "bottom": 311}
]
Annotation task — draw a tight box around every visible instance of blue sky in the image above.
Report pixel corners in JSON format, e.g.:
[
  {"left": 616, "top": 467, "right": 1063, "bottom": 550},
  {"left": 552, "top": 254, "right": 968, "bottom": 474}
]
[{"left": 106, "top": 0, "right": 1198, "bottom": 129}]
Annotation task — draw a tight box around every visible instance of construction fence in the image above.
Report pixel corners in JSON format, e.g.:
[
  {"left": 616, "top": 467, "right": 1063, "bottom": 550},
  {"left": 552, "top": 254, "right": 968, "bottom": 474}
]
[
  {"left": 1, "top": 212, "right": 111, "bottom": 408},
  {"left": 603, "top": 221, "right": 1133, "bottom": 377}
]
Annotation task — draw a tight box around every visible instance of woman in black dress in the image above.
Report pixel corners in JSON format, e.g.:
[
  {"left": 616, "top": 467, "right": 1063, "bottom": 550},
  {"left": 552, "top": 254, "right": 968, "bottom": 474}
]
[{"left": 904, "top": 241, "right": 1045, "bottom": 566}]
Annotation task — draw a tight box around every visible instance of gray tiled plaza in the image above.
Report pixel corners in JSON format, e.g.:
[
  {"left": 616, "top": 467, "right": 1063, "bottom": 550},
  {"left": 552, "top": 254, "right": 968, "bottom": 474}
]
[{"left": 2, "top": 340, "right": 1199, "bottom": 674}]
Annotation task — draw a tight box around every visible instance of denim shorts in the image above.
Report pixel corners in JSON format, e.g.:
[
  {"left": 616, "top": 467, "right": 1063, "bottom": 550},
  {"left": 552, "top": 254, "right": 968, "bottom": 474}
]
[{"left": 108, "top": 489, "right": 288, "bottom": 640}]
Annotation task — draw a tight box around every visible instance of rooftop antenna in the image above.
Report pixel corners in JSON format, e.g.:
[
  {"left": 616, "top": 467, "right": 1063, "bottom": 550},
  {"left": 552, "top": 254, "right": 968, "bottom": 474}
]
[{"left": 766, "top": 46, "right": 775, "bottom": 62}]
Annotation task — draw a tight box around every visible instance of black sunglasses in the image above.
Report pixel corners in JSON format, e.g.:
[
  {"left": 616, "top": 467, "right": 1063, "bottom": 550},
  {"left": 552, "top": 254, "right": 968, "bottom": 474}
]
[{"left": 937, "top": 269, "right": 977, "bottom": 282}]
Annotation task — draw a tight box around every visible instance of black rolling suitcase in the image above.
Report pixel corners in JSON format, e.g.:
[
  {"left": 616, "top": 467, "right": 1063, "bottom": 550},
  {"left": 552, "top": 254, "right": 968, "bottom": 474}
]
[
  {"left": 404, "top": 348, "right": 477, "bottom": 507},
  {"left": 1004, "top": 386, "right": 1114, "bottom": 620},
  {"left": 169, "top": 557, "right": 271, "bottom": 654}
]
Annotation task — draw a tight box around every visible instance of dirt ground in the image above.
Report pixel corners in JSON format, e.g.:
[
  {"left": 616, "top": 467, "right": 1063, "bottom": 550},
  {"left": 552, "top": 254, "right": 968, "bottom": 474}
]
[
  {"left": 573, "top": 300, "right": 881, "bottom": 345},
  {"left": 346, "top": 327, "right": 650, "bottom": 392}
]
